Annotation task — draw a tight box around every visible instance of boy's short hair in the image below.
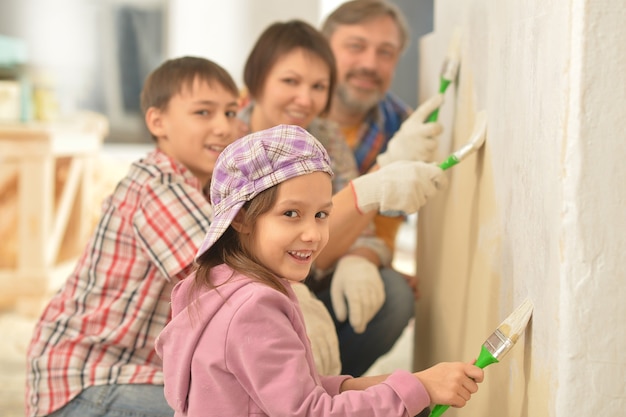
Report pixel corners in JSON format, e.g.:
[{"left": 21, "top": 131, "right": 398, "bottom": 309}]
[
  {"left": 321, "top": 0, "right": 410, "bottom": 53},
  {"left": 140, "top": 56, "right": 238, "bottom": 115},
  {"left": 243, "top": 20, "right": 337, "bottom": 116}
]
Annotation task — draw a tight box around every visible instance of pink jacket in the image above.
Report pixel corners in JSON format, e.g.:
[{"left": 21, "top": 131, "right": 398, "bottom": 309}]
[{"left": 155, "top": 264, "right": 430, "bottom": 416}]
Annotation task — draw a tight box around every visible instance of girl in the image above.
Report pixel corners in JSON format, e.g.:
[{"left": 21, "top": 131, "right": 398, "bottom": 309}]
[
  {"left": 239, "top": 19, "right": 445, "bottom": 378},
  {"left": 155, "top": 124, "right": 482, "bottom": 417}
]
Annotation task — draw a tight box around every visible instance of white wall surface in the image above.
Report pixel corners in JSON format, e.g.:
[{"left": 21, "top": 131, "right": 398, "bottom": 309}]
[
  {"left": 415, "top": 0, "right": 626, "bottom": 415},
  {"left": 167, "top": 0, "right": 347, "bottom": 87}
]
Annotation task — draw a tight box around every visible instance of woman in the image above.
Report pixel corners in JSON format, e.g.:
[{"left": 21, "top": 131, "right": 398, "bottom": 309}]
[{"left": 240, "top": 20, "right": 357, "bottom": 195}]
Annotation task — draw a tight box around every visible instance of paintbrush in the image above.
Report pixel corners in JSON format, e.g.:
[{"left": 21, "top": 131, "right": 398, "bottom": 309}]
[
  {"left": 428, "top": 298, "right": 534, "bottom": 417},
  {"left": 439, "top": 110, "right": 487, "bottom": 170},
  {"left": 378, "top": 111, "right": 486, "bottom": 217},
  {"left": 426, "top": 28, "right": 462, "bottom": 123}
]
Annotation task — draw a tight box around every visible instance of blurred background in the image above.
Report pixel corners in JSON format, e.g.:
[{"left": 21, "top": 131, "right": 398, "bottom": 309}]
[
  {"left": 0, "top": 2, "right": 434, "bottom": 415},
  {"left": 0, "top": 0, "right": 433, "bottom": 143}
]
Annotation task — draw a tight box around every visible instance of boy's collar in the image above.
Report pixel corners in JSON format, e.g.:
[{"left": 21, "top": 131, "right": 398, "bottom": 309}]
[{"left": 151, "top": 148, "right": 205, "bottom": 191}]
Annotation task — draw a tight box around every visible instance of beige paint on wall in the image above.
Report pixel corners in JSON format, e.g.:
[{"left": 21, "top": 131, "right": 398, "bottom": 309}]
[
  {"left": 413, "top": 2, "right": 560, "bottom": 416},
  {"left": 413, "top": 1, "right": 625, "bottom": 416},
  {"left": 413, "top": 66, "right": 539, "bottom": 415}
]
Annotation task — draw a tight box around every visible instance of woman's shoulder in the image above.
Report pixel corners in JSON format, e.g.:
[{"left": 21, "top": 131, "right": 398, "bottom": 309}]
[
  {"left": 307, "top": 117, "right": 343, "bottom": 148},
  {"left": 308, "top": 117, "right": 339, "bottom": 135}
]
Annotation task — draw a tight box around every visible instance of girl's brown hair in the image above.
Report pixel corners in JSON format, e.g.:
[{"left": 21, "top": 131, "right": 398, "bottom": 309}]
[
  {"left": 193, "top": 185, "right": 289, "bottom": 297},
  {"left": 243, "top": 20, "right": 337, "bottom": 116}
]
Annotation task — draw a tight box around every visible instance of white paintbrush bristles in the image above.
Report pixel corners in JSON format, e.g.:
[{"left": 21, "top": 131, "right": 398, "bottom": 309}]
[{"left": 498, "top": 298, "right": 534, "bottom": 343}]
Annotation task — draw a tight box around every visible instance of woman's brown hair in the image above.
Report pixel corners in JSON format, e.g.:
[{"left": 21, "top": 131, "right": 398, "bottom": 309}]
[{"left": 243, "top": 20, "right": 337, "bottom": 116}]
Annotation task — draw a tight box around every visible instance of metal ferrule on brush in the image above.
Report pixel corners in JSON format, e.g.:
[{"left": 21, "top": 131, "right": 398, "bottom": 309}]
[
  {"left": 452, "top": 142, "right": 475, "bottom": 161},
  {"left": 484, "top": 328, "right": 514, "bottom": 359}
]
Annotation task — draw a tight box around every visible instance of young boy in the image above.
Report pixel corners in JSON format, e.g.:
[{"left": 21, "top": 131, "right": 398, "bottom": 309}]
[{"left": 25, "top": 56, "right": 241, "bottom": 417}]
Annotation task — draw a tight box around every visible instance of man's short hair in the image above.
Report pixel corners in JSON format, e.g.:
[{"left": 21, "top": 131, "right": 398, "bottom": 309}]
[{"left": 321, "top": 0, "right": 410, "bottom": 53}]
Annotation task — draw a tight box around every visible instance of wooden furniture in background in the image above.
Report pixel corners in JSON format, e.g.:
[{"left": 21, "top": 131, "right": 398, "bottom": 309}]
[{"left": 0, "top": 112, "right": 108, "bottom": 313}]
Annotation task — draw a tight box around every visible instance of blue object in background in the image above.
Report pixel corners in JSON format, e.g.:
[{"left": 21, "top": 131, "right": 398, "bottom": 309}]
[
  {"left": 0, "top": 34, "right": 31, "bottom": 122},
  {"left": 0, "top": 34, "right": 28, "bottom": 67}
]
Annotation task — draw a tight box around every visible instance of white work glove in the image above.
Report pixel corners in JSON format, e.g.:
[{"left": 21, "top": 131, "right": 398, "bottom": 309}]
[
  {"left": 377, "top": 94, "right": 444, "bottom": 166},
  {"left": 291, "top": 282, "right": 341, "bottom": 375},
  {"left": 330, "top": 255, "right": 385, "bottom": 334},
  {"left": 350, "top": 160, "right": 448, "bottom": 215}
]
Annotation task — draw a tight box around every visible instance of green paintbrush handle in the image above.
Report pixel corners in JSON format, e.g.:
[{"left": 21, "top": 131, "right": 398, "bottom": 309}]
[
  {"left": 426, "top": 107, "right": 441, "bottom": 123},
  {"left": 428, "top": 346, "right": 499, "bottom": 417},
  {"left": 439, "top": 155, "right": 460, "bottom": 170},
  {"left": 474, "top": 344, "right": 500, "bottom": 368},
  {"left": 426, "top": 78, "right": 452, "bottom": 122},
  {"left": 428, "top": 403, "right": 450, "bottom": 417}
]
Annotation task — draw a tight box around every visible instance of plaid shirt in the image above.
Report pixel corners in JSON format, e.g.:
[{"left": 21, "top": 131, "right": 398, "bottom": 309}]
[
  {"left": 25, "top": 149, "right": 213, "bottom": 417},
  {"left": 350, "top": 93, "right": 411, "bottom": 253},
  {"left": 352, "top": 92, "right": 411, "bottom": 175}
]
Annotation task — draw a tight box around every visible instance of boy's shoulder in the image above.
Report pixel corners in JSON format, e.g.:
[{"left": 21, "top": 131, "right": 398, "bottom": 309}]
[
  {"left": 134, "top": 148, "right": 177, "bottom": 174},
  {"left": 105, "top": 149, "right": 203, "bottom": 207},
  {"left": 127, "top": 149, "right": 198, "bottom": 186}
]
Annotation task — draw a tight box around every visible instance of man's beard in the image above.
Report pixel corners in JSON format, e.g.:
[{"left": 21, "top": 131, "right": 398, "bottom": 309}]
[{"left": 335, "top": 76, "right": 383, "bottom": 114}]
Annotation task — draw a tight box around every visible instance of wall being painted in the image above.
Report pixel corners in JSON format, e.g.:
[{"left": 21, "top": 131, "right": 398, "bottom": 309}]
[{"left": 414, "top": 1, "right": 626, "bottom": 416}]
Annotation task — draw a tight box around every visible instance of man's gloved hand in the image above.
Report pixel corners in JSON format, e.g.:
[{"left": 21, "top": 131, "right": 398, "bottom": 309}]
[
  {"left": 330, "top": 255, "right": 385, "bottom": 334},
  {"left": 350, "top": 160, "right": 448, "bottom": 215},
  {"left": 377, "top": 94, "right": 444, "bottom": 166},
  {"left": 291, "top": 282, "right": 341, "bottom": 375}
]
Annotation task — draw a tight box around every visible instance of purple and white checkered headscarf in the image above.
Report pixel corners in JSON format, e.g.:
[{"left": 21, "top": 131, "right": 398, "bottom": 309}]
[{"left": 195, "top": 124, "right": 333, "bottom": 260}]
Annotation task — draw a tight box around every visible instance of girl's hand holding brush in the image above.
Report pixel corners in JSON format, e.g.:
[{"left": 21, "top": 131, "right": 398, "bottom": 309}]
[{"left": 415, "top": 362, "right": 484, "bottom": 409}]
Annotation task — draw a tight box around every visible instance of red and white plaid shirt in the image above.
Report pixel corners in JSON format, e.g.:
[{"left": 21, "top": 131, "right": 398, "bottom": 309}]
[{"left": 25, "top": 149, "right": 213, "bottom": 417}]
